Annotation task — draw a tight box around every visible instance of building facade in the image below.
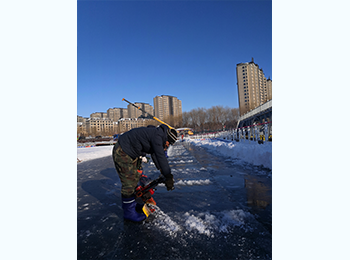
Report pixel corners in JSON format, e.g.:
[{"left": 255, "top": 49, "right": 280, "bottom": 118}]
[
  {"left": 236, "top": 58, "right": 272, "bottom": 116},
  {"left": 107, "top": 107, "right": 128, "bottom": 122},
  {"left": 117, "top": 118, "right": 157, "bottom": 133},
  {"left": 77, "top": 116, "right": 88, "bottom": 136},
  {"left": 90, "top": 112, "right": 108, "bottom": 119},
  {"left": 85, "top": 118, "right": 115, "bottom": 136},
  {"left": 153, "top": 95, "right": 182, "bottom": 121},
  {"left": 78, "top": 95, "right": 182, "bottom": 136},
  {"left": 127, "top": 102, "right": 154, "bottom": 118}
]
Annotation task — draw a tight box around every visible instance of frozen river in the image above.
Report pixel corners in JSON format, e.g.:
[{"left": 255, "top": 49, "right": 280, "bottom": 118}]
[{"left": 77, "top": 141, "right": 272, "bottom": 259}]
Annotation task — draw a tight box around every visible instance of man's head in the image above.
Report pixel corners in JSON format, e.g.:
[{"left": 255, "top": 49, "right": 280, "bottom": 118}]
[{"left": 167, "top": 128, "right": 178, "bottom": 145}]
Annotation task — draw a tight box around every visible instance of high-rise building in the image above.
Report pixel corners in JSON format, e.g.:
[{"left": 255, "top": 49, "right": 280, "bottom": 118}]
[
  {"left": 153, "top": 95, "right": 182, "bottom": 121},
  {"left": 127, "top": 102, "right": 154, "bottom": 119},
  {"left": 236, "top": 58, "right": 272, "bottom": 115}
]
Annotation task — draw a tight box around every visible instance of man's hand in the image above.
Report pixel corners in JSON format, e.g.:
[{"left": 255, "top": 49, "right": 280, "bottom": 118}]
[{"left": 164, "top": 173, "right": 175, "bottom": 191}]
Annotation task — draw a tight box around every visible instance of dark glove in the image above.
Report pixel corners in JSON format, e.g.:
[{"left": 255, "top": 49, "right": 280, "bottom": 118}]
[{"left": 164, "top": 173, "right": 174, "bottom": 191}]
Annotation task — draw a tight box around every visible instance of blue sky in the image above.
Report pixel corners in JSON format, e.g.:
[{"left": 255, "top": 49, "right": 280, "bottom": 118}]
[{"left": 77, "top": 0, "right": 272, "bottom": 118}]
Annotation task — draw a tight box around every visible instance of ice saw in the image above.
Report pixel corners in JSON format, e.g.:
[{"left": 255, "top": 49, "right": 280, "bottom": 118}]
[{"left": 134, "top": 175, "right": 166, "bottom": 217}]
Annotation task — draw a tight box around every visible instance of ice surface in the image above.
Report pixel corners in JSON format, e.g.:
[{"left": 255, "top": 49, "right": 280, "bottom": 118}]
[
  {"left": 77, "top": 139, "right": 272, "bottom": 259},
  {"left": 77, "top": 138, "right": 272, "bottom": 169}
]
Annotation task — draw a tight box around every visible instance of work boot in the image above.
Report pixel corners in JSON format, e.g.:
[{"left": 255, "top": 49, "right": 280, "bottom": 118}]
[{"left": 122, "top": 196, "right": 146, "bottom": 222}]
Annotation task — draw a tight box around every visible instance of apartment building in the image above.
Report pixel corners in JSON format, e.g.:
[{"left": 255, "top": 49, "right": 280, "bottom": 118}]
[
  {"left": 90, "top": 112, "right": 107, "bottom": 119},
  {"left": 236, "top": 58, "right": 272, "bottom": 115},
  {"left": 153, "top": 95, "right": 182, "bottom": 121},
  {"left": 107, "top": 107, "right": 128, "bottom": 122},
  {"left": 85, "top": 118, "right": 115, "bottom": 136},
  {"left": 77, "top": 116, "right": 88, "bottom": 136},
  {"left": 78, "top": 95, "right": 182, "bottom": 136},
  {"left": 117, "top": 118, "right": 157, "bottom": 133},
  {"left": 127, "top": 102, "right": 154, "bottom": 118}
]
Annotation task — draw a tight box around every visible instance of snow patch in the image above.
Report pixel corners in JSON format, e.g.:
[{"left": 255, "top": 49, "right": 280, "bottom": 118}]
[
  {"left": 175, "top": 179, "right": 212, "bottom": 186},
  {"left": 187, "top": 139, "right": 272, "bottom": 169},
  {"left": 149, "top": 208, "right": 254, "bottom": 238},
  {"left": 184, "top": 212, "right": 213, "bottom": 237},
  {"left": 182, "top": 210, "right": 251, "bottom": 237},
  {"left": 146, "top": 206, "right": 181, "bottom": 236}
]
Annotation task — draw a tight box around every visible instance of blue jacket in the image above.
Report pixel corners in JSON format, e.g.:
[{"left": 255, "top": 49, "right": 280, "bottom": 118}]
[{"left": 118, "top": 124, "right": 171, "bottom": 177}]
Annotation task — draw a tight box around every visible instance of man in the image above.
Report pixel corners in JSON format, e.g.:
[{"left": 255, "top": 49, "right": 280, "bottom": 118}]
[{"left": 112, "top": 124, "right": 177, "bottom": 222}]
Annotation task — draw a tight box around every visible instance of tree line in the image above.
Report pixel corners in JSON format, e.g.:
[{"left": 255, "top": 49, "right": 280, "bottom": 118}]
[
  {"left": 78, "top": 105, "right": 240, "bottom": 137},
  {"left": 164, "top": 106, "right": 240, "bottom": 133}
]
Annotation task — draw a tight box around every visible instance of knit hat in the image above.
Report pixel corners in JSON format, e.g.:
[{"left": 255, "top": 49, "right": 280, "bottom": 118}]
[{"left": 167, "top": 128, "right": 178, "bottom": 145}]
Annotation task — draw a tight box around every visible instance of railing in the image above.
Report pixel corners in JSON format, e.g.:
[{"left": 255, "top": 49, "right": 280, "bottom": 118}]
[
  {"left": 239, "top": 100, "right": 272, "bottom": 121},
  {"left": 186, "top": 121, "right": 272, "bottom": 144}
]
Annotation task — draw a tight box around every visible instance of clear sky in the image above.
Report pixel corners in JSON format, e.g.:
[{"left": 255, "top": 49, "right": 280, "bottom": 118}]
[{"left": 77, "top": 0, "right": 272, "bottom": 118}]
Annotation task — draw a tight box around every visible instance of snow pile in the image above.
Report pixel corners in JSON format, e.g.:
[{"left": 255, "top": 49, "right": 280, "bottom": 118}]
[{"left": 187, "top": 138, "right": 272, "bottom": 169}]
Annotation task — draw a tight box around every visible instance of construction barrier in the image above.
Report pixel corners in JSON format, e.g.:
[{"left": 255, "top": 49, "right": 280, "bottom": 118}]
[{"left": 77, "top": 145, "right": 96, "bottom": 148}]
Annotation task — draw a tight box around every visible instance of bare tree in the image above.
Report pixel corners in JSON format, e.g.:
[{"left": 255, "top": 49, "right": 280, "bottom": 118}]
[
  {"left": 207, "top": 106, "right": 221, "bottom": 130},
  {"left": 177, "top": 105, "right": 240, "bottom": 132},
  {"left": 181, "top": 111, "right": 191, "bottom": 127},
  {"left": 216, "top": 106, "right": 227, "bottom": 130},
  {"left": 163, "top": 114, "right": 183, "bottom": 128},
  {"left": 190, "top": 109, "right": 200, "bottom": 131},
  {"left": 225, "top": 108, "right": 239, "bottom": 129},
  {"left": 197, "top": 107, "right": 207, "bottom": 132}
]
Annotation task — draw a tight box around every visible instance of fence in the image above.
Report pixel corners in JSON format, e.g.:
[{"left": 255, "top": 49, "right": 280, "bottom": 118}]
[{"left": 187, "top": 121, "right": 272, "bottom": 144}]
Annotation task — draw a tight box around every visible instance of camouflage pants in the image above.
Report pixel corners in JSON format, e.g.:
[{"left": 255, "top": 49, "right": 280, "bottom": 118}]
[{"left": 112, "top": 141, "right": 141, "bottom": 197}]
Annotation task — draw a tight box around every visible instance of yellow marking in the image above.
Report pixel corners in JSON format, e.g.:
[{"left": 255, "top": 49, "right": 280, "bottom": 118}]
[{"left": 142, "top": 204, "right": 151, "bottom": 217}]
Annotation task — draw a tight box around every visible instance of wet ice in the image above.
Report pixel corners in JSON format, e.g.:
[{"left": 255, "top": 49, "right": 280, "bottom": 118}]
[{"left": 77, "top": 138, "right": 272, "bottom": 259}]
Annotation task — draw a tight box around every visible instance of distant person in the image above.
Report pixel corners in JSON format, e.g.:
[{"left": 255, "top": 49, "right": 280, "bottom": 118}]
[{"left": 112, "top": 124, "right": 177, "bottom": 222}]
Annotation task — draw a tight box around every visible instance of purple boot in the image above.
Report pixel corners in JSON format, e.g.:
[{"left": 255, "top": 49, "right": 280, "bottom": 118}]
[{"left": 122, "top": 196, "right": 146, "bottom": 222}]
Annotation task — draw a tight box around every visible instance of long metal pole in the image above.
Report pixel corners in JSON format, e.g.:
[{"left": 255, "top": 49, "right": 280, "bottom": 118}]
[{"left": 122, "top": 98, "right": 174, "bottom": 129}]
